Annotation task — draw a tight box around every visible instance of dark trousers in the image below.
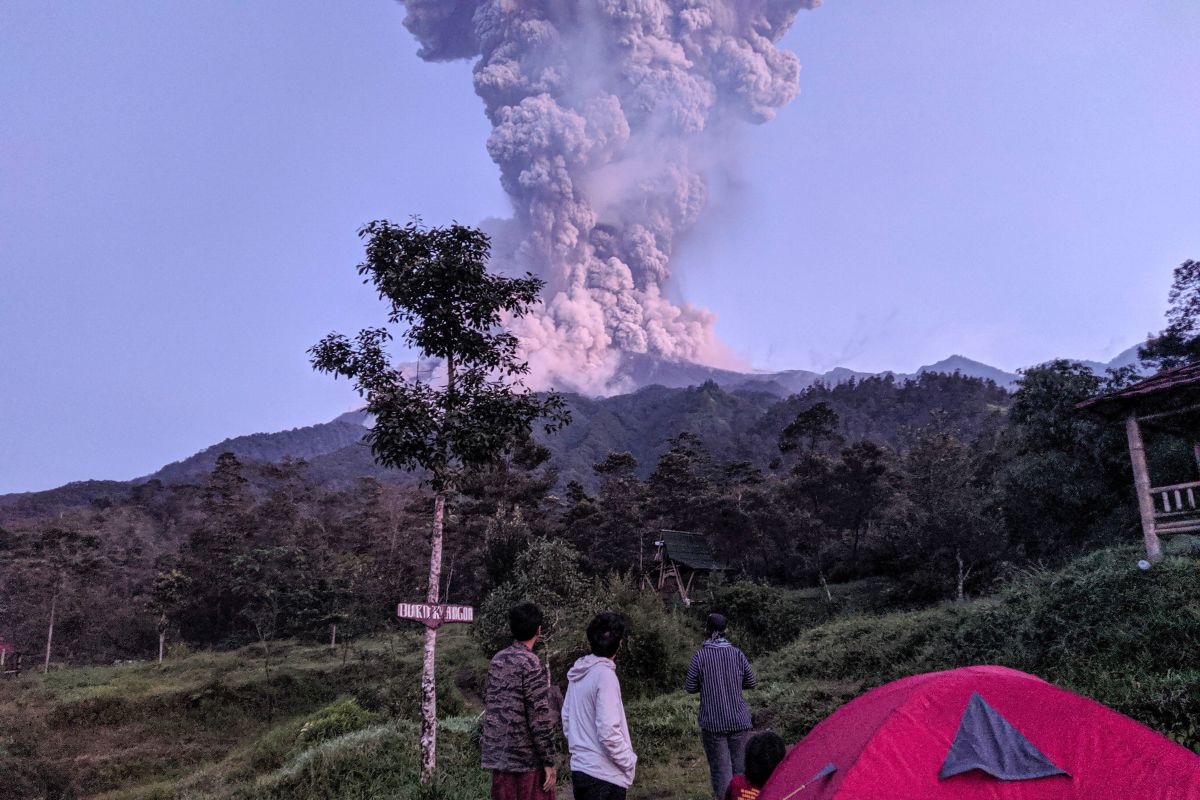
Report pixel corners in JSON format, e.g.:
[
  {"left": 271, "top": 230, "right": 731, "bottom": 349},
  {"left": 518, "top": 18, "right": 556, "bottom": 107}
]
[
  {"left": 571, "top": 770, "right": 627, "bottom": 800},
  {"left": 701, "top": 729, "right": 749, "bottom": 800}
]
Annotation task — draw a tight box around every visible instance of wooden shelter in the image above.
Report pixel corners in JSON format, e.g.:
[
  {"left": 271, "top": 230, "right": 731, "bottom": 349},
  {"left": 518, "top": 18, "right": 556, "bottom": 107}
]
[
  {"left": 0, "top": 642, "right": 19, "bottom": 677},
  {"left": 1078, "top": 360, "right": 1200, "bottom": 561},
  {"left": 653, "top": 530, "right": 727, "bottom": 605}
]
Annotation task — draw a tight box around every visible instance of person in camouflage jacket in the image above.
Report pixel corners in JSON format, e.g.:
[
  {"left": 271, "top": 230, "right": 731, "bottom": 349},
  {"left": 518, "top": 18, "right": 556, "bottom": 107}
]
[{"left": 481, "top": 602, "right": 558, "bottom": 800}]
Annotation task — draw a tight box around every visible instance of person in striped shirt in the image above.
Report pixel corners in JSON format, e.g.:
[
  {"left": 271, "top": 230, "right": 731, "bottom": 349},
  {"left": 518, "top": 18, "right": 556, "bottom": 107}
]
[{"left": 685, "top": 613, "right": 758, "bottom": 800}]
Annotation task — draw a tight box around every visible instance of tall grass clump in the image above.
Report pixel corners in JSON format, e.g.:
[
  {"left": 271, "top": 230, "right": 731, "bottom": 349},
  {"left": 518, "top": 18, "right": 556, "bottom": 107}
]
[
  {"left": 256, "top": 721, "right": 487, "bottom": 800},
  {"left": 760, "top": 546, "right": 1200, "bottom": 749}
]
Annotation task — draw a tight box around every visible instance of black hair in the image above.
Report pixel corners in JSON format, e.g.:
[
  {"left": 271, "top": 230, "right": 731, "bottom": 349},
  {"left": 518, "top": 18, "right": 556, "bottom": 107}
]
[
  {"left": 745, "top": 730, "right": 787, "bottom": 788},
  {"left": 508, "top": 602, "right": 544, "bottom": 641},
  {"left": 706, "top": 612, "right": 728, "bottom": 635},
  {"left": 586, "top": 612, "right": 626, "bottom": 658}
]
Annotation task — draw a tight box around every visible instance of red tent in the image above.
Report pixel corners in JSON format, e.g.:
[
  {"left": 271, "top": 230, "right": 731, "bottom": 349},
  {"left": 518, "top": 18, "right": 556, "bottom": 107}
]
[{"left": 760, "top": 666, "right": 1199, "bottom": 800}]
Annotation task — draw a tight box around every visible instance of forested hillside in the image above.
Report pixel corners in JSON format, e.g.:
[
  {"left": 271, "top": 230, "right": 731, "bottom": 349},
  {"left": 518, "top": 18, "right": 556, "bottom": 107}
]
[
  {"left": 0, "top": 362, "right": 1166, "bottom": 668},
  {"left": 0, "top": 370, "right": 1012, "bottom": 524}
]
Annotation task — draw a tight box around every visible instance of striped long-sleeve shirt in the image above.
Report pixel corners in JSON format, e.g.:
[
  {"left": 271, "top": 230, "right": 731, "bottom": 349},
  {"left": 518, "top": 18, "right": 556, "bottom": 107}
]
[{"left": 685, "top": 635, "right": 757, "bottom": 732}]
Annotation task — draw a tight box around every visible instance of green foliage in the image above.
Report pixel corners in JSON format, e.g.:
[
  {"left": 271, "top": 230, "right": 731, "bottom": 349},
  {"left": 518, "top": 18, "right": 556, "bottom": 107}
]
[
  {"left": 476, "top": 540, "right": 696, "bottom": 696},
  {"left": 560, "top": 451, "right": 651, "bottom": 575},
  {"left": 354, "top": 663, "right": 467, "bottom": 720},
  {"left": 309, "top": 219, "right": 568, "bottom": 491},
  {"left": 474, "top": 537, "right": 592, "bottom": 663},
  {"left": 593, "top": 576, "right": 697, "bottom": 698},
  {"left": 762, "top": 546, "right": 1200, "bottom": 748},
  {"left": 1140, "top": 258, "right": 1200, "bottom": 369},
  {"left": 779, "top": 401, "right": 842, "bottom": 454},
  {"left": 747, "top": 680, "right": 861, "bottom": 741},
  {"left": 295, "top": 698, "right": 378, "bottom": 749},
  {"left": 997, "top": 548, "right": 1200, "bottom": 676},
  {"left": 882, "top": 428, "right": 1005, "bottom": 601},
  {"left": 999, "top": 360, "right": 1134, "bottom": 558},
  {"left": 648, "top": 431, "right": 718, "bottom": 531},
  {"left": 702, "top": 578, "right": 832, "bottom": 656},
  {"left": 254, "top": 721, "right": 488, "bottom": 800},
  {"left": 148, "top": 568, "right": 192, "bottom": 634}
]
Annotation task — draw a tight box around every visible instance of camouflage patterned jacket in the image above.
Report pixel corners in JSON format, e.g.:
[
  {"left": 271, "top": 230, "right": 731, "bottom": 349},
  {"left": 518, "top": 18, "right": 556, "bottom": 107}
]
[{"left": 480, "top": 642, "right": 556, "bottom": 772}]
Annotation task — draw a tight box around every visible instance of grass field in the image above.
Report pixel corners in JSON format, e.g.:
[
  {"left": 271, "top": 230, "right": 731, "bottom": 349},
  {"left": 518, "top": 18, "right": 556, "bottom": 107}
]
[{"left": 3, "top": 543, "right": 1197, "bottom": 799}]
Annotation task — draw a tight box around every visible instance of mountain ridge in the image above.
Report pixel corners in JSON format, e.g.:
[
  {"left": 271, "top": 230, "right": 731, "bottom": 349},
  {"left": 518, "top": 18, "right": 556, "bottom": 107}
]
[{"left": 0, "top": 348, "right": 1142, "bottom": 519}]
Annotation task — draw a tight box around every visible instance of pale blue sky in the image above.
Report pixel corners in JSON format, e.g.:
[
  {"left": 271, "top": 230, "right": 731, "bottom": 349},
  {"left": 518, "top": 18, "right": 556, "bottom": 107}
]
[{"left": 2, "top": 1, "right": 1197, "bottom": 493}]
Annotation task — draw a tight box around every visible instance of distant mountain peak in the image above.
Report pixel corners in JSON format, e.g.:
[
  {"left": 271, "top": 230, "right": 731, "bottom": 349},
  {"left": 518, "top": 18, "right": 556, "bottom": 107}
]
[{"left": 915, "top": 355, "right": 1019, "bottom": 387}]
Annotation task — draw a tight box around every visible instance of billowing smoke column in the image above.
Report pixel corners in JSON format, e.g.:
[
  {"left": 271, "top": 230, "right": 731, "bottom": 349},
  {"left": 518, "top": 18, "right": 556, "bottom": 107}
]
[{"left": 399, "top": 0, "right": 819, "bottom": 392}]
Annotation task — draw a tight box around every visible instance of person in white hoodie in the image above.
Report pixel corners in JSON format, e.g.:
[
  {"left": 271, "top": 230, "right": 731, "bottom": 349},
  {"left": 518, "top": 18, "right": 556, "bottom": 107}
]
[{"left": 561, "top": 612, "right": 638, "bottom": 800}]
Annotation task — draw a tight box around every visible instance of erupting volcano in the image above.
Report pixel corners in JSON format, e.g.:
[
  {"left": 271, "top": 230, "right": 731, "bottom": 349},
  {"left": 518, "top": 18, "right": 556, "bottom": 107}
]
[{"left": 399, "top": 0, "right": 820, "bottom": 392}]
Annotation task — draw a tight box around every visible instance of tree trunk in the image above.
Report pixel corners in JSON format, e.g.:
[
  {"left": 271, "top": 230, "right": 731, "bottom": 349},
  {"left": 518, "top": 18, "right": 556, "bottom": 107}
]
[
  {"left": 420, "top": 491, "right": 446, "bottom": 784},
  {"left": 158, "top": 630, "right": 166, "bottom": 664},
  {"left": 330, "top": 623, "right": 338, "bottom": 650},
  {"left": 955, "top": 550, "right": 972, "bottom": 603},
  {"left": 44, "top": 591, "right": 58, "bottom": 674}
]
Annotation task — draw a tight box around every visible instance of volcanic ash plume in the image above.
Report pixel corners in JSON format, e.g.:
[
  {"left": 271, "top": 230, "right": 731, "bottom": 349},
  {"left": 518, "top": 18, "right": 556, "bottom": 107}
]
[{"left": 399, "top": 0, "right": 818, "bottom": 392}]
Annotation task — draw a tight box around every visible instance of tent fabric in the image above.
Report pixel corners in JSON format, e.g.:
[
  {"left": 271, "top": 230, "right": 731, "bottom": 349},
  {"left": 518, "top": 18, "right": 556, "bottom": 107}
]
[
  {"left": 939, "top": 693, "right": 1068, "bottom": 781},
  {"left": 759, "top": 665, "right": 1200, "bottom": 800}
]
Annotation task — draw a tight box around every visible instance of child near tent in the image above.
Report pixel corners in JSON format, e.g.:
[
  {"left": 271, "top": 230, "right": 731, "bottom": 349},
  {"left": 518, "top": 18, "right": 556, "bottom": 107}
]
[{"left": 724, "top": 731, "right": 786, "bottom": 800}]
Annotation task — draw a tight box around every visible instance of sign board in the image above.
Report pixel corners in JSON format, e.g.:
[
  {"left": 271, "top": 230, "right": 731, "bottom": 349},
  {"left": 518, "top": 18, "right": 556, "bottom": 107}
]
[{"left": 397, "top": 602, "right": 475, "bottom": 630}]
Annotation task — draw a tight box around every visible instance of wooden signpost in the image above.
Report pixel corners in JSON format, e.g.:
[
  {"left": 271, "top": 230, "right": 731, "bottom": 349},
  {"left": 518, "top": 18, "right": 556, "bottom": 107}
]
[
  {"left": 397, "top": 603, "right": 475, "bottom": 630},
  {"left": 399, "top": 598, "right": 474, "bottom": 781}
]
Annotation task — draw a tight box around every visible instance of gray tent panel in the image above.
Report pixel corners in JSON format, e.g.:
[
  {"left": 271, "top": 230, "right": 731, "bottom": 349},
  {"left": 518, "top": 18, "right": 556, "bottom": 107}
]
[{"left": 939, "top": 693, "right": 1069, "bottom": 782}]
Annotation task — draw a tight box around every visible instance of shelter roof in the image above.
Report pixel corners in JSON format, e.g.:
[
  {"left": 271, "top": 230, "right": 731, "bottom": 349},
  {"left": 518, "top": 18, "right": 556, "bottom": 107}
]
[
  {"left": 659, "top": 530, "right": 727, "bottom": 571},
  {"left": 1078, "top": 360, "right": 1200, "bottom": 411}
]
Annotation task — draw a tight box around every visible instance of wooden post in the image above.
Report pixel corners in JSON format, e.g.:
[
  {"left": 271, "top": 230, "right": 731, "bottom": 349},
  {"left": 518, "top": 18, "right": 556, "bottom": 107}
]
[
  {"left": 44, "top": 591, "right": 57, "bottom": 674},
  {"left": 1126, "top": 414, "right": 1164, "bottom": 562}
]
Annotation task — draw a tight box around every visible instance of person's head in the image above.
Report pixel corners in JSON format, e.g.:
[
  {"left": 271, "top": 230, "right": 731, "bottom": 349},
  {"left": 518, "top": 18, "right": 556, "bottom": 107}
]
[
  {"left": 706, "top": 612, "right": 728, "bottom": 637},
  {"left": 508, "top": 602, "right": 543, "bottom": 643},
  {"left": 586, "top": 612, "right": 626, "bottom": 658},
  {"left": 745, "top": 731, "right": 787, "bottom": 788}
]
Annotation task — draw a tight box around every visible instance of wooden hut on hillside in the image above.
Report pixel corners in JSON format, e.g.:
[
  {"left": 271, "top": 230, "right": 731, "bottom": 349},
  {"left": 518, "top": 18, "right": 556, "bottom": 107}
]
[
  {"left": 1079, "top": 360, "right": 1200, "bottom": 561},
  {"left": 654, "top": 530, "right": 727, "bottom": 605},
  {"left": 0, "top": 641, "right": 19, "bottom": 677}
]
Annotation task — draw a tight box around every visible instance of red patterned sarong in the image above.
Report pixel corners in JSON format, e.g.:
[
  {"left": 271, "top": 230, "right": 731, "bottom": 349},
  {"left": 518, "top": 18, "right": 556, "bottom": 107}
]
[{"left": 492, "top": 769, "right": 556, "bottom": 800}]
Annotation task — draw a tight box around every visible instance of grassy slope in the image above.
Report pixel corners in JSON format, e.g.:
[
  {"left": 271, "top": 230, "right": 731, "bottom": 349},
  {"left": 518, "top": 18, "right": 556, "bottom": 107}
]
[{"left": 2, "top": 545, "right": 1196, "bottom": 799}]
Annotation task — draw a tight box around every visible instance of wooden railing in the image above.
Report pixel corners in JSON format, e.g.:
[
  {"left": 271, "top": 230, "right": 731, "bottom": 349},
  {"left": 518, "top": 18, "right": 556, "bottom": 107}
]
[{"left": 1151, "top": 479, "right": 1200, "bottom": 535}]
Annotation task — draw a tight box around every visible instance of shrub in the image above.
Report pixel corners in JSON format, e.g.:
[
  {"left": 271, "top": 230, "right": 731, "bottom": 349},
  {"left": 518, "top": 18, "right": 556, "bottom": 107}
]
[
  {"left": 258, "top": 722, "right": 487, "bottom": 800},
  {"left": 296, "top": 698, "right": 377, "bottom": 748},
  {"left": 760, "top": 546, "right": 1200, "bottom": 749},
  {"left": 474, "top": 538, "right": 593, "bottom": 664},
  {"left": 702, "top": 578, "right": 832, "bottom": 656},
  {"left": 594, "top": 576, "right": 697, "bottom": 697},
  {"left": 353, "top": 667, "right": 465, "bottom": 721}
]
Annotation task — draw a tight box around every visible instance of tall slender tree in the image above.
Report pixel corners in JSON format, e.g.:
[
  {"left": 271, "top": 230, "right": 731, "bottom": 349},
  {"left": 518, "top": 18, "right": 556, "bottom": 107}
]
[
  {"left": 1140, "top": 259, "right": 1200, "bottom": 369},
  {"left": 309, "top": 218, "right": 568, "bottom": 782}
]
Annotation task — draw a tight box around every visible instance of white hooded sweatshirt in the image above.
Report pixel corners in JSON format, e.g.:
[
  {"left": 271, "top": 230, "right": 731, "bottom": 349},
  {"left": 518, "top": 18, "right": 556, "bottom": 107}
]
[{"left": 561, "top": 654, "right": 638, "bottom": 788}]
